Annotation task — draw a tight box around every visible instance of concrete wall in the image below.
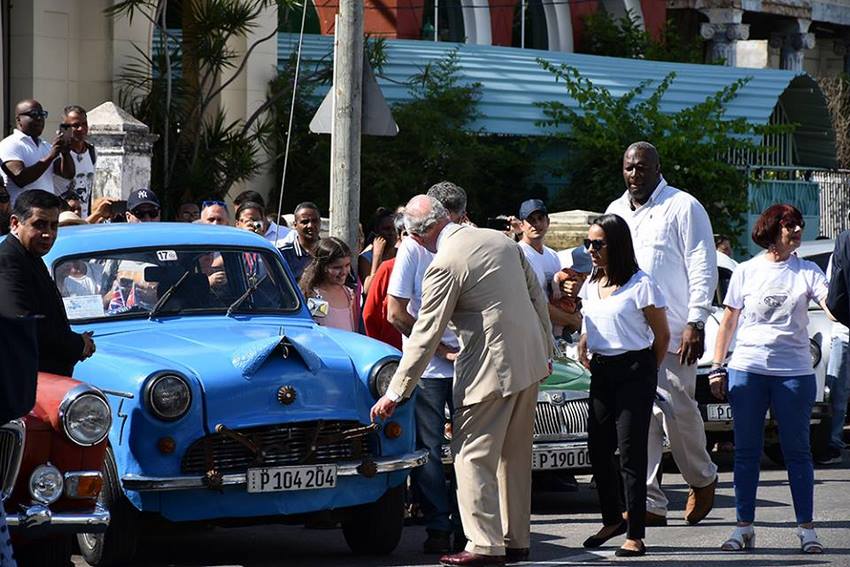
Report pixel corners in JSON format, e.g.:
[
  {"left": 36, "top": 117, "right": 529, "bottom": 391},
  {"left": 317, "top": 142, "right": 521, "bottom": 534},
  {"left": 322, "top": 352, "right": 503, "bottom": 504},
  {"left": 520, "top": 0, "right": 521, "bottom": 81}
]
[{"left": 7, "top": 0, "right": 152, "bottom": 136}]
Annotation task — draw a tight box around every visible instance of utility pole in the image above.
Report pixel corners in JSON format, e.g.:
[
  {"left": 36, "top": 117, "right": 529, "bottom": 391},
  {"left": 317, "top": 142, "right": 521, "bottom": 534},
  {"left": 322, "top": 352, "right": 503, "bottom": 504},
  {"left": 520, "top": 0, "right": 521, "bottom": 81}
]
[{"left": 329, "top": 0, "right": 364, "bottom": 255}]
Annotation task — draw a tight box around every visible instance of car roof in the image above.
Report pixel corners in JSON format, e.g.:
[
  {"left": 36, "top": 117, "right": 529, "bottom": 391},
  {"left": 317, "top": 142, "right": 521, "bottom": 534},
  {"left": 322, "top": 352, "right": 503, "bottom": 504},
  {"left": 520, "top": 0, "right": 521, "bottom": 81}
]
[
  {"left": 45, "top": 222, "right": 278, "bottom": 261},
  {"left": 796, "top": 239, "right": 835, "bottom": 259}
]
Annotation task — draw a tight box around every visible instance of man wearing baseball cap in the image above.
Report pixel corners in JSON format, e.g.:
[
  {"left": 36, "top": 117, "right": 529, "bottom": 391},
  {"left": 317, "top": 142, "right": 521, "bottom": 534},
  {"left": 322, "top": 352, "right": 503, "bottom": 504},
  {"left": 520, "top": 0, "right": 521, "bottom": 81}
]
[
  {"left": 517, "top": 198, "right": 580, "bottom": 337},
  {"left": 126, "top": 188, "right": 161, "bottom": 223}
]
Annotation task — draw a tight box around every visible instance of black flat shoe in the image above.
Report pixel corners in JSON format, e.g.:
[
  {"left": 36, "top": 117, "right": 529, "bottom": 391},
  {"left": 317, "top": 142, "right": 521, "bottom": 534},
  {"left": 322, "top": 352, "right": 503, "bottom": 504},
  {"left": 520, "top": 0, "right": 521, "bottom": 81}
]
[
  {"left": 582, "top": 521, "right": 628, "bottom": 548},
  {"left": 615, "top": 541, "right": 646, "bottom": 557}
]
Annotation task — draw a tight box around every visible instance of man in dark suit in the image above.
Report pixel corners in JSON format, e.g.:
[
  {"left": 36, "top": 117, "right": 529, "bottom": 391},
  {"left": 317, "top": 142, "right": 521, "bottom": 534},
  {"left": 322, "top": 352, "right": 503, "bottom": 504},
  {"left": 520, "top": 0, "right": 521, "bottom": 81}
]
[
  {"left": 0, "top": 189, "right": 94, "bottom": 375},
  {"left": 828, "top": 229, "right": 850, "bottom": 328}
]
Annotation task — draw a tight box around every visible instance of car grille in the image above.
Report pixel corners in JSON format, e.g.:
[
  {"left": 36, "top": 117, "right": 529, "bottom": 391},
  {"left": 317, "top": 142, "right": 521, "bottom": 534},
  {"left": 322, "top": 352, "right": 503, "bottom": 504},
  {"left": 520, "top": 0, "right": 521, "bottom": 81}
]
[
  {"left": 0, "top": 420, "right": 25, "bottom": 501},
  {"left": 534, "top": 399, "right": 589, "bottom": 441},
  {"left": 181, "top": 420, "right": 372, "bottom": 475}
]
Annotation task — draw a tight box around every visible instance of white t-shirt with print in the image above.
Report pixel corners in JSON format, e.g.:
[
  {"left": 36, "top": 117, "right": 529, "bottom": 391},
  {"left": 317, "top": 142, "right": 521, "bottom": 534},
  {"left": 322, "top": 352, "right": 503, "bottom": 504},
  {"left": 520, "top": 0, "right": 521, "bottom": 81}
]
[
  {"left": 387, "top": 237, "right": 458, "bottom": 379},
  {"left": 724, "top": 254, "right": 828, "bottom": 376},
  {"left": 53, "top": 146, "right": 95, "bottom": 218},
  {"left": 579, "top": 270, "right": 666, "bottom": 356},
  {"left": 518, "top": 241, "right": 561, "bottom": 294}
]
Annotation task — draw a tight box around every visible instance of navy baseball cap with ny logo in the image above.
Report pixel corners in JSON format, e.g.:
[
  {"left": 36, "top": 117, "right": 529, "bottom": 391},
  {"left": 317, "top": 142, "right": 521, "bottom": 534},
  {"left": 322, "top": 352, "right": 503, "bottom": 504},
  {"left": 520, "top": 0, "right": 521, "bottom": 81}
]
[{"left": 127, "top": 188, "right": 160, "bottom": 211}]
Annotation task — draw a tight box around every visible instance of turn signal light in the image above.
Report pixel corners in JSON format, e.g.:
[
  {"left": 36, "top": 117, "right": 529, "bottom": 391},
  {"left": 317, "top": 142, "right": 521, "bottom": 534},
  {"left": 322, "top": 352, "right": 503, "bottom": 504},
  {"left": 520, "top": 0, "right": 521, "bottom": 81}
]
[
  {"left": 64, "top": 472, "right": 104, "bottom": 499},
  {"left": 383, "top": 421, "right": 402, "bottom": 439},
  {"left": 158, "top": 436, "right": 176, "bottom": 454}
]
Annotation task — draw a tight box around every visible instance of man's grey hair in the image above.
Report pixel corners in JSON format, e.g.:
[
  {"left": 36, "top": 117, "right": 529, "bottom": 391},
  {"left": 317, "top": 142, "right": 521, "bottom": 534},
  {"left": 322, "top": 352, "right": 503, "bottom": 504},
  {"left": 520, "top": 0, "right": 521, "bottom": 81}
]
[
  {"left": 625, "top": 141, "right": 659, "bottom": 160},
  {"left": 393, "top": 212, "right": 406, "bottom": 234},
  {"left": 404, "top": 196, "right": 449, "bottom": 236},
  {"left": 426, "top": 181, "right": 467, "bottom": 216}
]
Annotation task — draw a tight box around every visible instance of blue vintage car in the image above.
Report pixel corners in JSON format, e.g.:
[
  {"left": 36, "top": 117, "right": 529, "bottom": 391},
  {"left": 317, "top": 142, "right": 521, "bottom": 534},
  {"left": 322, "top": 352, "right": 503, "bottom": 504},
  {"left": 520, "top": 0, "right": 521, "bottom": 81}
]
[{"left": 43, "top": 223, "right": 426, "bottom": 566}]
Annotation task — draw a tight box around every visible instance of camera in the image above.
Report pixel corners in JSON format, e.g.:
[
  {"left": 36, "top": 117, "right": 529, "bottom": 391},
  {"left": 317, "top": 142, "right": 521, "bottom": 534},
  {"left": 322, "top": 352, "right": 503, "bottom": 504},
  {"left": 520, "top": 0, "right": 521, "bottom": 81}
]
[
  {"left": 486, "top": 217, "right": 510, "bottom": 231},
  {"left": 57, "top": 123, "right": 73, "bottom": 144},
  {"left": 250, "top": 220, "right": 264, "bottom": 232}
]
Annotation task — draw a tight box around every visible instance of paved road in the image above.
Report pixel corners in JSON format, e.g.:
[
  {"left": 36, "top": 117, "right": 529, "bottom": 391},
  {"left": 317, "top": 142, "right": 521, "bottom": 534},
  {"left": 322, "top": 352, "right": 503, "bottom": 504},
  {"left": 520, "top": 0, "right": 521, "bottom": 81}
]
[{"left": 73, "top": 452, "right": 850, "bottom": 566}]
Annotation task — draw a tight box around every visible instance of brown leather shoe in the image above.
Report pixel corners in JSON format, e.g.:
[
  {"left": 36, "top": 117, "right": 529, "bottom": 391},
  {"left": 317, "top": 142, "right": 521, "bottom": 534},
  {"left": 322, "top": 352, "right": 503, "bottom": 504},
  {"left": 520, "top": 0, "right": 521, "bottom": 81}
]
[
  {"left": 439, "top": 551, "right": 506, "bottom": 566},
  {"left": 505, "top": 547, "right": 529, "bottom": 563},
  {"left": 645, "top": 511, "right": 668, "bottom": 527},
  {"left": 684, "top": 476, "right": 718, "bottom": 525}
]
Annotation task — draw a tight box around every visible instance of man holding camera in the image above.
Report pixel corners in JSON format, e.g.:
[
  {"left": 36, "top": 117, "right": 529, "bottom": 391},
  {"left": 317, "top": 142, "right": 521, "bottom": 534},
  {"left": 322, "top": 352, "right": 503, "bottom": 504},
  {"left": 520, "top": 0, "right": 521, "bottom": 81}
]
[
  {"left": 53, "top": 105, "right": 96, "bottom": 218},
  {"left": 0, "top": 99, "right": 73, "bottom": 204}
]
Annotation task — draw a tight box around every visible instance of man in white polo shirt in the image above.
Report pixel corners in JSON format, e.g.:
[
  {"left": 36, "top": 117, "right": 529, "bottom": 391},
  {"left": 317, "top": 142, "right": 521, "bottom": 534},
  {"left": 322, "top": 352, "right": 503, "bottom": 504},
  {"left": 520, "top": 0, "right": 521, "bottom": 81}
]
[{"left": 0, "top": 99, "right": 73, "bottom": 204}]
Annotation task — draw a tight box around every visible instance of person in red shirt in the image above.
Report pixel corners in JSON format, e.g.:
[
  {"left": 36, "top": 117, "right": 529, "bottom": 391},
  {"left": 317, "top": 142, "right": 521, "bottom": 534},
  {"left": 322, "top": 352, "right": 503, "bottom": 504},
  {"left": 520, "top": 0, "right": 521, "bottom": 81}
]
[{"left": 363, "top": 214, "right": 405, "bottom": 349}]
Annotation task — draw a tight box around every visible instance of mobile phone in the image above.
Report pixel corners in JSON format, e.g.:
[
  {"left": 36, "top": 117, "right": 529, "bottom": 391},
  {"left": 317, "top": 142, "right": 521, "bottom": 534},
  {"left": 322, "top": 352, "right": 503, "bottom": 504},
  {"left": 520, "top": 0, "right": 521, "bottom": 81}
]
[
  {"left": 58, "top": 124, "right": 73, "bottom": 143},
  {"left": 109, "top": 200, "right": 128, "bottom": 223},
  {"left": 486, "top": 217, "right": 510, "bottom": 231}
]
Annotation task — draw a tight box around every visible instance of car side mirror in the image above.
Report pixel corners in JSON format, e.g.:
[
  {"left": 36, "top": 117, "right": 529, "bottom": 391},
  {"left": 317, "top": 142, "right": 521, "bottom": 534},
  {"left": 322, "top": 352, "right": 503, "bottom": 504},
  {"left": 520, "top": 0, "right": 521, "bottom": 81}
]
[{"left": 307, "top": 297, "right": 328, "bottom": 318}]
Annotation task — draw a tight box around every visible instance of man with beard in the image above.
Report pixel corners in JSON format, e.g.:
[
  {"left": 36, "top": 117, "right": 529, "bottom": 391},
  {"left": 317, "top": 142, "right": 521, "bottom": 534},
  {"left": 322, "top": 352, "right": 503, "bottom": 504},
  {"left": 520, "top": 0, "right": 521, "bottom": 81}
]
[{"left": 0, "top": 99, "right": 73, "bottom": 203}]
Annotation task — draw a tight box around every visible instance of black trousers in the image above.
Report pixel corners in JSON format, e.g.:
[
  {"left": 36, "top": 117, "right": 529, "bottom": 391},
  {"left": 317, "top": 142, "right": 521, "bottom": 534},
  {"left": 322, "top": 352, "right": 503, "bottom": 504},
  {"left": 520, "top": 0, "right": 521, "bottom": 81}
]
[{"left": 588, "top": 348, "right": 657, "bottom": 539}]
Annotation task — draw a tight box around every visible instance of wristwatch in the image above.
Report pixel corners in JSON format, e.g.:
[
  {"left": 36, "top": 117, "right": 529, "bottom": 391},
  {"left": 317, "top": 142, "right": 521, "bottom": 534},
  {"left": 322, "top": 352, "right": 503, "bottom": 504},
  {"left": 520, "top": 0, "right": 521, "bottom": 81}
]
[{"left": 687, "top": 321, "right": 705, "bottom": 332}]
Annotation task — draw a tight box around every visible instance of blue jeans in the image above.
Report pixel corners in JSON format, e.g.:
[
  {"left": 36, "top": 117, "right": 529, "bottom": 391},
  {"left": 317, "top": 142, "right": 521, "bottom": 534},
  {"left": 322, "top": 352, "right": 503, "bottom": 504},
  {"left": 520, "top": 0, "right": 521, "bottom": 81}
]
[
  {"left": 410, "top": 377, "right": 461, "bottom": 534},
  {"left": 826, "top": 336, "right": 849, "bottom": 450},
  {"left": 0, "top": 501, "right": 15, "bottom": 567},
  {"left": 728, "top": 370, "right": 816, "bottom": 524}
]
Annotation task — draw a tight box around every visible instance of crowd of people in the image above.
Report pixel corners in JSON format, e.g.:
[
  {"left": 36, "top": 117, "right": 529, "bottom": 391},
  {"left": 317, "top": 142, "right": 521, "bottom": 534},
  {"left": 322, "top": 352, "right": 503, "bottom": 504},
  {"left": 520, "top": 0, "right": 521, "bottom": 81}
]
[{"left": 0, "top": 95, "right": 845, "bottom": 567}]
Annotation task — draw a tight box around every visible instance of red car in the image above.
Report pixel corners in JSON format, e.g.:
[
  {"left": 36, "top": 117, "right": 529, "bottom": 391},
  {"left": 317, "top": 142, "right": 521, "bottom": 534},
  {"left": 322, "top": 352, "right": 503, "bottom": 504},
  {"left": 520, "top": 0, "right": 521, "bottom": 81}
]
[{"left": 1, "top": 373, "right": 111, "bottom": 565}]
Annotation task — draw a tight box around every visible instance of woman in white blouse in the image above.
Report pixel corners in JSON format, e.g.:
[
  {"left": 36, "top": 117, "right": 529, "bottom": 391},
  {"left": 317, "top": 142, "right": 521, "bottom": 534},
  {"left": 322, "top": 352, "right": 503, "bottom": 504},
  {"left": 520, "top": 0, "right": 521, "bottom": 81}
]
[
  {"left": 709, "top": 204, "right": 830, "bottom": 554},
  {"left": 578, "top": 214, "right": 670, "bottom": 558}
]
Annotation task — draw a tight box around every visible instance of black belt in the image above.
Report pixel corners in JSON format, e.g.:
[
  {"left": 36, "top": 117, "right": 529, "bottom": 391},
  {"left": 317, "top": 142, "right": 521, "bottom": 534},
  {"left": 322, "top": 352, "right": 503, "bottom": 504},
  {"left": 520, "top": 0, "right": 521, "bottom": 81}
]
[{"left": 591, "top": 348, "right": 653, "bottom": 365}]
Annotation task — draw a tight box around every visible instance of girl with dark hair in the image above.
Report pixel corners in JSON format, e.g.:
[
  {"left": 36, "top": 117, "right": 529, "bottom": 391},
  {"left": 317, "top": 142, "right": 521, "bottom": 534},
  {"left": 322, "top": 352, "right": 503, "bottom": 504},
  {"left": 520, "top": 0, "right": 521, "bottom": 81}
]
[
  {"left": 709, "top": 204, "right": 830, "bottom": 554},
  {"left": 578, "top": 213, "right": 670, "bottom": 558},
  {"left": 301, "top": 237, "right": 359, "bottom": 332},
  {"left": 358, "top": 207, "right": 398, "bottom": 294}
]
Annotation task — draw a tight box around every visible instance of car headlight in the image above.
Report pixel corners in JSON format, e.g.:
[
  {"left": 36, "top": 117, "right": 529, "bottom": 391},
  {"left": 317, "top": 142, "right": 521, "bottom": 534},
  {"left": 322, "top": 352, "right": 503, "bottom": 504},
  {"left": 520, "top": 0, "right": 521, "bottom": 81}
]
[
  {"left": 29, "top": 464, "right": 63, "bottom": 504},
  {"left": 59, "top": 387, "right": 112, "bottom": 446},
  {"left": 809, "top": 339, "right": 822, "bottom": 369},
  {"left": 146, "top": 373, "right": 191, "bottom": 421},
  {"left": 369, "top": 359, "right": 399, "bottom": 400}
]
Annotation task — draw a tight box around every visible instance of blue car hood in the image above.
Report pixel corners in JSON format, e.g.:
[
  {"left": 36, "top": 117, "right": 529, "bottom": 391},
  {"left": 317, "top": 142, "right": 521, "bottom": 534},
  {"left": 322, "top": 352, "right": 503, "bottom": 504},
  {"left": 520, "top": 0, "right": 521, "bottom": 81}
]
[{"left": 83, "top": 317, "right": 370, "bottom": 431}]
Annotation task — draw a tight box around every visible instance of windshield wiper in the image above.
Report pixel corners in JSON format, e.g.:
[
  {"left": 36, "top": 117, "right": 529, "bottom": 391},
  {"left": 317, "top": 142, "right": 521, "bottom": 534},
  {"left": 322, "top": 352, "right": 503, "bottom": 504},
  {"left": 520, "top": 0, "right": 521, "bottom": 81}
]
[
  {"left": 148, "top": 269, "right": 192, "bottom": 319},
  {"left": 226, "top": 274, "right": 268, "bottom": 317}
]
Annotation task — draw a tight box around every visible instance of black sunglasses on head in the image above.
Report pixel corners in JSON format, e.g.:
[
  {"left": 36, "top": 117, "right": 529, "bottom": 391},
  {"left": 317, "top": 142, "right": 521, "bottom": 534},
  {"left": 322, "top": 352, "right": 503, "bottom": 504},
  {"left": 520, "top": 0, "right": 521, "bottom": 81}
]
[
  {"left": 18, "top": 110, "right": 48, "bottom": 119},
  {"left": 583, "top": 238, "right": 607, "bottom": 251},
  {"left": 202, "top": 200, "right": 228, "bottom": 211},
  {"left": 0, "top": 194, "right": 9, "bottom": 203}
]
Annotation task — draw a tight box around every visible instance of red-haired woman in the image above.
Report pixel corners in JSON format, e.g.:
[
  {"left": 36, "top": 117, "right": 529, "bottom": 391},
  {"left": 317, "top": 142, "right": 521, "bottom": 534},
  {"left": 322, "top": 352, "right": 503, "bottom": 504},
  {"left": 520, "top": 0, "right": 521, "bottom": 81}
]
[{"left": 710, "top": 204, "right": 830, "bottom": 554}]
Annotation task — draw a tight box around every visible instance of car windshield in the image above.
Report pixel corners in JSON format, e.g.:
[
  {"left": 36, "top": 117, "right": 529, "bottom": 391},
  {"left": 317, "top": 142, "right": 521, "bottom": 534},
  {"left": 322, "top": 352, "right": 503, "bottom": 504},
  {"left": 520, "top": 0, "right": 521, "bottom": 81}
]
[{"left": 54, "top": 247, "right": 300, "bottom": 321}]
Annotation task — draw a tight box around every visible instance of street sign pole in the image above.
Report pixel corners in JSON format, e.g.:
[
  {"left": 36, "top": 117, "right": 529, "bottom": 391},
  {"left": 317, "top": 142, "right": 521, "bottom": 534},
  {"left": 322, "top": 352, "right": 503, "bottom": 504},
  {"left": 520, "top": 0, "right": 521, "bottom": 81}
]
[{"left": 329, "top": 0, "right": 364, "bottom": 257}]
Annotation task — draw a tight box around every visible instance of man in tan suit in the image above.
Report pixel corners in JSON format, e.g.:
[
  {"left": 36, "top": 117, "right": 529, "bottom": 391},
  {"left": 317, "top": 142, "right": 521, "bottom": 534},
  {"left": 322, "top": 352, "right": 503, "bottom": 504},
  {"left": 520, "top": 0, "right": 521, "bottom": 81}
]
[{"left": 371, "top": 195, "right": 553, "bottom": 566}]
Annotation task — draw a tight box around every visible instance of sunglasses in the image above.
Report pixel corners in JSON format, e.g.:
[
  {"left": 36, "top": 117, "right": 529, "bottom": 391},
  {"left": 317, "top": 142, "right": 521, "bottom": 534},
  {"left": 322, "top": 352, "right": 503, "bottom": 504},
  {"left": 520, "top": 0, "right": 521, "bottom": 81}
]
[
  {"left": 202, "top": 200, "right": 228, "bottom": 211},
  {"left": 0, "top": 194, "right": 9, "bottom": 203},
  {"left": 131, "top": 208, "right": 160, "bottom": 220},
  {"left": 18, "top": 110, "right": 48, "bottom": 119},
  {"left": 583, "top": 238, "right": 607, "bottom": 251}
]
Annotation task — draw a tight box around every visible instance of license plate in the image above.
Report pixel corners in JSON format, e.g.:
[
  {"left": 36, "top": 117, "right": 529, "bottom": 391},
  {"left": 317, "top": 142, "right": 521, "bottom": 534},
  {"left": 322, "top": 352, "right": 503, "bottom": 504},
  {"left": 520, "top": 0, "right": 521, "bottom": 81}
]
[
  {"left": 246, "top": 464, "right": 337, "bottom": 493},
  {"left": 532, "top": 448, "right": 590, "bottom": 470},
  {"left": 707, "top": 403, "right": 733, "bottom": 421}
]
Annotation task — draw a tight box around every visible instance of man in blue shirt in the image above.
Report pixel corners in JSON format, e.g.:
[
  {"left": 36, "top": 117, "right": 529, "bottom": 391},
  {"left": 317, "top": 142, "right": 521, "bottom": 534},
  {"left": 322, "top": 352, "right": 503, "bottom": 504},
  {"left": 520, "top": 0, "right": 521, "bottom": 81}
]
[{"left": 280, "top": 202, "right": 321, "bottom": 281}]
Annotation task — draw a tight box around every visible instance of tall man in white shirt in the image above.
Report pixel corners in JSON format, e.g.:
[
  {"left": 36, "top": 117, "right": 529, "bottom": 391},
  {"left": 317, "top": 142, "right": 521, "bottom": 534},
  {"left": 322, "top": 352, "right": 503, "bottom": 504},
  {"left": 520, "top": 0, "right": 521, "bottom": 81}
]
[
  {"left": 606, "top": 141, "right": 718, "bottom": 526},
  {"left": 386, "top": 181, "right": 464, "bottom": 555},
  {"left": 0, "top": 99, "right": 73, "bottom": 204},
  {"left": 517, "top": 198, "right": 581, "bottom": 336}
]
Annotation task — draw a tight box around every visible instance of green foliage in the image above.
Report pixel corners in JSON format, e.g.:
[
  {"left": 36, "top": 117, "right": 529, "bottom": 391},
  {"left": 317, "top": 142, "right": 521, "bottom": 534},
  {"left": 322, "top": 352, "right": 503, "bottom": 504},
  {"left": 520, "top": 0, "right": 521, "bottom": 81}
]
[
  {"left": 581, "top": 10, "right": 704, "bottom": 64},
  {"left": 535, "top": 60, "right": 795, "bottom": 240},
  {"left": 107, "top": 0, "right": 284, "bottom": 214},
  {"left": 268, "top": 48, "right": 538, "bottom": 222}
]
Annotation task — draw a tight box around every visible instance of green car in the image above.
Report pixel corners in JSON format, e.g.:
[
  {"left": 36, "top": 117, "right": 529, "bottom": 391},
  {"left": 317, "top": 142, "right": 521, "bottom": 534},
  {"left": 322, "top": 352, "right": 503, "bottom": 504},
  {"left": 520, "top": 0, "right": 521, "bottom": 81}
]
[{"left": 442, "top": 353, "right": 592, "bottom": 477}]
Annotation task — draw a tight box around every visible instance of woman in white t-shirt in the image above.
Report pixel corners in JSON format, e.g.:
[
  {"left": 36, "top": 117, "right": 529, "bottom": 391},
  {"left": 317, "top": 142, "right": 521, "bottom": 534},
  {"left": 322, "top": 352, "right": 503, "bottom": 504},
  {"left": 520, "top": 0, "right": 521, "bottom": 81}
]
[
  {"left": 709, "top": 204, "right": 830, "bottom": 554},
  {"left": 577, "top": 214, "right": 670, "bottom": 558}
]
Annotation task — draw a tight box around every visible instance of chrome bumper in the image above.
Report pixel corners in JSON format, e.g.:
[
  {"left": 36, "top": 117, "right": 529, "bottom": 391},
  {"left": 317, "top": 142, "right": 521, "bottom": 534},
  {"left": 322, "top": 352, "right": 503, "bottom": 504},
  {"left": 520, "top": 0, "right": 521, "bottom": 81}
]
[
  {"left": 7, "top": 503, "right": 109, "bottom": 534},
  {"left": 122, "top": 449, "right": 429, "bottom": 492},
  {"left": 441, "top": 440, "right": 590, "bottom": 470}
]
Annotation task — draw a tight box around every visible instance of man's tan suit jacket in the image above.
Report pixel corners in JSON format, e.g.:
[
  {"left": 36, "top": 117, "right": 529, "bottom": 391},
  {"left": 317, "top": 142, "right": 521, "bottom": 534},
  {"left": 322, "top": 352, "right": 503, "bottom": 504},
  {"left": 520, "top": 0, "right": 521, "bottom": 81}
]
[{"left": 388, "top": 225, "right": 553, "bottom": 408}]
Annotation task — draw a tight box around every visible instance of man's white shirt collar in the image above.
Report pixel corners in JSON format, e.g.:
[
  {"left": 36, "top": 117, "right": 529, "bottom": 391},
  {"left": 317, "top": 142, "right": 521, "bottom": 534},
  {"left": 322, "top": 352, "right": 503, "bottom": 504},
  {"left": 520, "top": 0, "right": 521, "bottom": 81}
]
[
  {"left": 622, "top": 176, "right": 668, "bottom": 211},
  {"left": 12, "top": 128, "right": 46, "bottom": 147},
  {"left": 435, "top": 222, "right": 462, "bottom": 252}
]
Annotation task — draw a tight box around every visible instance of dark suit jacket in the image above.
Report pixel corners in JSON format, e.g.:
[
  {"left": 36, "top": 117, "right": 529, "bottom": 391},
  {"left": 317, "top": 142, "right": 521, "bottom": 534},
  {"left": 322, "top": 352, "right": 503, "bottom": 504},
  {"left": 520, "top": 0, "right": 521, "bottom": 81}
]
[
  {"left": 0, "top": 235, "right": 84, "bottom": 376},
  {"left": 827, "top": 230, "right": 850, "bottom": 328}
]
